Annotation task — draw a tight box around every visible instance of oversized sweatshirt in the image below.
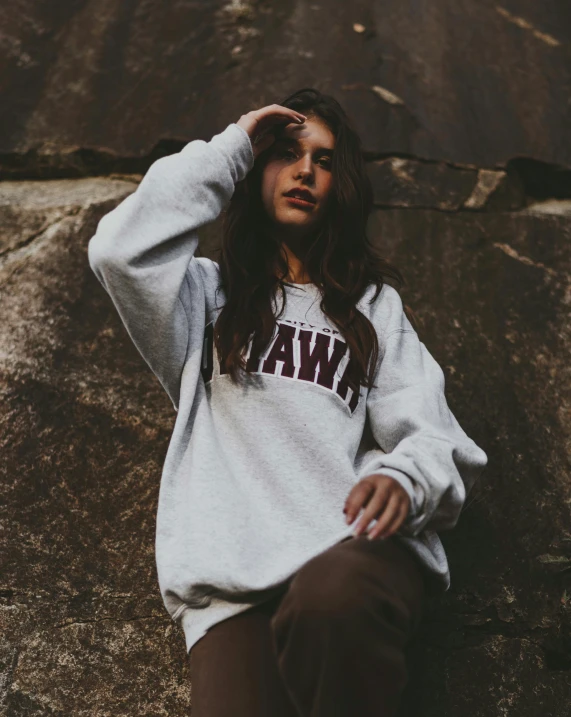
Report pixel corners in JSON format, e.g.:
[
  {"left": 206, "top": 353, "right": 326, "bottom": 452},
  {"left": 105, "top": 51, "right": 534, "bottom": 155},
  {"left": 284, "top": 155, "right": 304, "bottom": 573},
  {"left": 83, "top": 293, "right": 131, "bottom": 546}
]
[{"left": 87, "top": 121, "right": 489, "bottom": 654}]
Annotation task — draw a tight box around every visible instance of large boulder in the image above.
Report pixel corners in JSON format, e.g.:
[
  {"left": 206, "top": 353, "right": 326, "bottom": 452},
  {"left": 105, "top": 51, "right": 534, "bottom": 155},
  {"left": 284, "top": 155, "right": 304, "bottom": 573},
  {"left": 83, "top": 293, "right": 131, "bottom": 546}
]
[
  {"left": 1, "top": 178, "right": 193, "bottom": 714},
  {"left": 1, "top": 171, "right": 569, "bottom": 714},
  {"left": 1, "top": 0, "right": 570, "bottom": 713},
  {"left": 1, "top": 0, "right": 569, "bottom": 171}
]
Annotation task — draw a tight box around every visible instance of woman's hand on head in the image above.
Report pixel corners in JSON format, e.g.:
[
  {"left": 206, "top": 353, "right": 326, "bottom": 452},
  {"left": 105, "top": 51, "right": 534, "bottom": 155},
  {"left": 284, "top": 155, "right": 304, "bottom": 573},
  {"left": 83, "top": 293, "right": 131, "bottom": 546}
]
[
  {"left": 343, "top": 474, "right": 412, "bottom": 540},
  {"left": 237, "top": 104, "right": 307, "bottom": 160}
]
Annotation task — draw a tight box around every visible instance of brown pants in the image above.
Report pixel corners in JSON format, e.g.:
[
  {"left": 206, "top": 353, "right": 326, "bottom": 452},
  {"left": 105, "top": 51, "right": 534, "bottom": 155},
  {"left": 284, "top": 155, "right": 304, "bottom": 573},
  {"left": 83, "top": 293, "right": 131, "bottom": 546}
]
[{"left": 189, "top": 534, "right": 428, "bottom": 717}]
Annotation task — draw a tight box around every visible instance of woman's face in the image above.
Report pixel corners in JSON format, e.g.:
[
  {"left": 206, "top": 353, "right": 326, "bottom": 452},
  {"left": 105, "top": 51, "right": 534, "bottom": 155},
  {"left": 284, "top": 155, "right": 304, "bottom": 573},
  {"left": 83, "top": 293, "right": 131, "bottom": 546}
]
[{"left": 260, "top": 116, "right": 335, "bottom": 241}]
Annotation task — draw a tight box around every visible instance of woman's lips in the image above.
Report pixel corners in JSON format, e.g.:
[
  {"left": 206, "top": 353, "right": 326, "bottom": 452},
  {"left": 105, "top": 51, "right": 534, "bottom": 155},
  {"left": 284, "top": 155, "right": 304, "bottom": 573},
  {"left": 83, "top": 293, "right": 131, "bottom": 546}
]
[{"left": 285, "top": 196, "right": 315, "bottom": 209}]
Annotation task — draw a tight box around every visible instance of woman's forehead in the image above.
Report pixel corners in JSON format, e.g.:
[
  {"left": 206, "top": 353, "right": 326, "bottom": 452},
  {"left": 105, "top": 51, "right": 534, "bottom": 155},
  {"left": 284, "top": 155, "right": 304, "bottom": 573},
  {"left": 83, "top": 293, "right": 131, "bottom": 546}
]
[{"left": 277, "top": 120, "right": 335, "bottom": 149}]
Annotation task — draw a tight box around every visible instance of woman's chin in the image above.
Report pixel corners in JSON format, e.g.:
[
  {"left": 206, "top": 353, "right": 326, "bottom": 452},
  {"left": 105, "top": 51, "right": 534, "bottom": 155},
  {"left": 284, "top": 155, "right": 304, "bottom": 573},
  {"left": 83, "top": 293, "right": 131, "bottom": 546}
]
[{"left": 274, "top": 212, "right": 315, "bottom": 228}]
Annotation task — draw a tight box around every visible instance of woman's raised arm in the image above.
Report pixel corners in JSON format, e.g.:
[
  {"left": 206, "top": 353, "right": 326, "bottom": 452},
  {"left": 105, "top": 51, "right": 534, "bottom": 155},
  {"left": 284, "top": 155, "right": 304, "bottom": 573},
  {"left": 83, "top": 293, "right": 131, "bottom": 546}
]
[
  {"left": 87, "top": 122, "right": 254, "bottom": 409},
  {"left": 88, "top": 104, "right": 306, "bottom": 409}
]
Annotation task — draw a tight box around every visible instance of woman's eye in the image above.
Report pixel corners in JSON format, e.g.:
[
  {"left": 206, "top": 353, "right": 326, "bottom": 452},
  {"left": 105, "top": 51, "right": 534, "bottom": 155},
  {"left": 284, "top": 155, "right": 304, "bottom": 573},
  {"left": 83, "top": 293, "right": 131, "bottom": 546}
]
[{"left": 276, "top": 149, "right": 330, "bottom": 168}]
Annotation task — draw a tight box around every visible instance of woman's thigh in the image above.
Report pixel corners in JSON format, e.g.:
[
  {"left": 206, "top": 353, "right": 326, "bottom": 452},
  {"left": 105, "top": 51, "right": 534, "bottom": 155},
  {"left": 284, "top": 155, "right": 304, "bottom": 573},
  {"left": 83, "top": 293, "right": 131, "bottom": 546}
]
[
  {"left": 188, "top": 535, "right": 427, "bottom": 717},
  {"left": 189, "top": 591, "right": 298, "bottom": 717},
  {"left": 273, "top": 535, "right": 426, "bottom": 634},
  {"left": 267, "top": 535, "right": 427, "bottom": 717}
]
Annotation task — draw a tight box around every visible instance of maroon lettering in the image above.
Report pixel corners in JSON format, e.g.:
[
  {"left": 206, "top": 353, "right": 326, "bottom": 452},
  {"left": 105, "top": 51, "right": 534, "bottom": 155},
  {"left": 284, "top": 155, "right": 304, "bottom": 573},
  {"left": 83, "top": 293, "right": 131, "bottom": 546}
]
[
  {"left": 297, "top": 330, "right": 347, "bottom": 389},
  {"left": 335, "top": 359, "right": 361, "bottom": 412},
  {"left": 261, "top": 323, "right": 296, "bottom": 377},
  {"left": 201, "top": 319, "right": 362, "bottom": 413},
  {"left": 200, "top": 322, "right": 214, "bottom": 383}
]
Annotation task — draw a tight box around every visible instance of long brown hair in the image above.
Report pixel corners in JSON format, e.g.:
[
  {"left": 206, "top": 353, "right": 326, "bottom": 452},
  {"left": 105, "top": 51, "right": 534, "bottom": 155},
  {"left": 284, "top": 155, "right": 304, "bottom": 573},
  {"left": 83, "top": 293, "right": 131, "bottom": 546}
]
[{"left": 215, "top": 87, "right": 417, "bottom": 396}]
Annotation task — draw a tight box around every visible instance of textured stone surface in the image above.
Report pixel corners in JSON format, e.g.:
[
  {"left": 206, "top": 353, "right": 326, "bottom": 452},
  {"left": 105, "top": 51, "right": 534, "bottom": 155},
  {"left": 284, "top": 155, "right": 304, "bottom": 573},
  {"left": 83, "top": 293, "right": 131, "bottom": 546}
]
[
  {"left": 1, "top": 0, "right": 571, "bottom": 712},
  {"left": 368, "top": 202, "right": 571, "bottom": 715},
  {"left": 1, "top": 0, "right": 570, "bottom": 173},
  {"left": 366, "top": 160, "right": 525, "bottom": 211},
  {"left": 1, "top": 173, "right": 570, "bottom": 714},
  {"left": 0, "top": 179, "right": 192, "bottom": 714}
]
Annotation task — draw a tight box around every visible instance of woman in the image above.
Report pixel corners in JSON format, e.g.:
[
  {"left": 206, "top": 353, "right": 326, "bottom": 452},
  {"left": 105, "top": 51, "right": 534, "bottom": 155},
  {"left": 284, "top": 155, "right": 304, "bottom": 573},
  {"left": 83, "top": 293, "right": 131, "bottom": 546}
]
[{"left": 88, "top": 88, "right": 488, "bottom": 716}]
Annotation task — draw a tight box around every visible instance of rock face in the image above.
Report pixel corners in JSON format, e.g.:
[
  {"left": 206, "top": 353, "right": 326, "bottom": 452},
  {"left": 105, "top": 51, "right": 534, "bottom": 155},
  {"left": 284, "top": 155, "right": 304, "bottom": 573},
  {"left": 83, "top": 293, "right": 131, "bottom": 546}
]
[
  {"left": 1, "top": 1, "right": 570, "bottom": 715},
  {"left": 2, "top": 0, "right": 570, "bottom": 173},
  {"left": 368, "top": 201, "right": 571, "bottom": 716},
  {"left": 0, "top": 178, "right": 192, "bottom": 715}
]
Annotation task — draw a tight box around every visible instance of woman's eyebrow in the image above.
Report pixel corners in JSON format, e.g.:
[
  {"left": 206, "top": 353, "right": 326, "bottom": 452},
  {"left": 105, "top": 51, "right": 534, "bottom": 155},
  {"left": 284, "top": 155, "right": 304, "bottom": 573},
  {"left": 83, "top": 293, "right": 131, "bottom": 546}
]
[{"left": 276, "top": 137, "right": 334, "bottom": 155}]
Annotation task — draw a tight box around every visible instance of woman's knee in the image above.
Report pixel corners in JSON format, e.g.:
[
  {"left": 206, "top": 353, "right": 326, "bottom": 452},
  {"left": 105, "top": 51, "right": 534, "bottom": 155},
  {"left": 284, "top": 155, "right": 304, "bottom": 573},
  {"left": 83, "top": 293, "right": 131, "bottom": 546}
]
[
  {"left": 272, "top": 543, "right": 378, "bottom": 626},
  {"left": 271, "top": 537, "right": 424, "bottom": 638}
]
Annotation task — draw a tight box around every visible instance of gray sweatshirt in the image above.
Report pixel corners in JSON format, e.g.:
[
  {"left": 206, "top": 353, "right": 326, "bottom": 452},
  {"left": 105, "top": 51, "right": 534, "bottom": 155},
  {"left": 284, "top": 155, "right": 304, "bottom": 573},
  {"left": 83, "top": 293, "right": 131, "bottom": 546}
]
[{"left": 88, "top": 121, "right": 488, "bottom": 654}]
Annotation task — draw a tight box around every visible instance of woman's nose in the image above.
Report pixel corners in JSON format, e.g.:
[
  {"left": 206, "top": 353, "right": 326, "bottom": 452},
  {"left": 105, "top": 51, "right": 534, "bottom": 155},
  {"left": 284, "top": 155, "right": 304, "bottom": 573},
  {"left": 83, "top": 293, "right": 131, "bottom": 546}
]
[{"left": 295, "top": 162, "right": 313, "bottom": 179}]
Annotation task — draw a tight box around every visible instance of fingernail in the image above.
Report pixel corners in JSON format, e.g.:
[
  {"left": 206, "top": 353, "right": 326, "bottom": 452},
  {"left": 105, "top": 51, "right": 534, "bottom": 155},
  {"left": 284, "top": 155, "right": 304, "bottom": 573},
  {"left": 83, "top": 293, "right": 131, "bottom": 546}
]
[{"left": 346, "top": 515, "right": 351, "bottom": 524}]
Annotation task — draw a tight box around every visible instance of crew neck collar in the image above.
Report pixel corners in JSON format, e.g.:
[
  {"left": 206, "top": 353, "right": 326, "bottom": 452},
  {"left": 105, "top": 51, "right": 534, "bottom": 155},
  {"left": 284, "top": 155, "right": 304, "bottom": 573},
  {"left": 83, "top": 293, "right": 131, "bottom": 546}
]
[{"left": 279, "top": 281, "right": 319, "bottom": 290}]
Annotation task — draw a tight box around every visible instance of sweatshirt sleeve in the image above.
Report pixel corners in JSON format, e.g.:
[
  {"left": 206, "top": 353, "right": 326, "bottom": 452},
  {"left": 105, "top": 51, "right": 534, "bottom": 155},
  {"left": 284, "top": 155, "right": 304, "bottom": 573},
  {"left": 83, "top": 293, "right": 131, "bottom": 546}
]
[
  {"left": 356, "top": 285, "right": 488, "bottom": 538},
  {"left": 87, "top": 122, "right": 254, "bottom": 409}
]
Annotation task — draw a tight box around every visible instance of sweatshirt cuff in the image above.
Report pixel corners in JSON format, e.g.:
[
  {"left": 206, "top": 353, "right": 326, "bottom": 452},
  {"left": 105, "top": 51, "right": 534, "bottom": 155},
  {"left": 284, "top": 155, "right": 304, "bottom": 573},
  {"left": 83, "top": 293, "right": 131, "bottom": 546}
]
[
  {"left": 367, "top": 467, "right": 425, "bottom": 518},
  {"left": 207, "top": 122, "right": 255, "bottom": 182}
]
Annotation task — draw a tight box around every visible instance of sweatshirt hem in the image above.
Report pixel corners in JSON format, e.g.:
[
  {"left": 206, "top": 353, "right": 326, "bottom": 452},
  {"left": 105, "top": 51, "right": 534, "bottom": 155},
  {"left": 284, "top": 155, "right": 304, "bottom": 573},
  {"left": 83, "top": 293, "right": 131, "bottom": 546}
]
[
  {"left": 179, "top": 523, "right": 359, "bottom": 654},
  {"left": 177, "top": 523, "right": 449, "bottom": 654}
]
